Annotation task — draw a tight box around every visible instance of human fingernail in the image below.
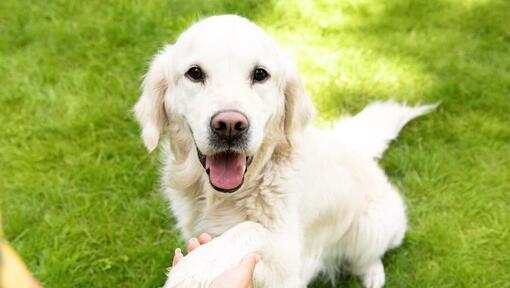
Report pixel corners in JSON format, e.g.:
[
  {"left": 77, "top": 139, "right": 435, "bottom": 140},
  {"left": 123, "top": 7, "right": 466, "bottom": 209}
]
[
  {"left": 199, "top": 233, "right": 212, "bottom": 243},
  {"left": 175, "top": 248, "right": 182, "bottom": 255}
]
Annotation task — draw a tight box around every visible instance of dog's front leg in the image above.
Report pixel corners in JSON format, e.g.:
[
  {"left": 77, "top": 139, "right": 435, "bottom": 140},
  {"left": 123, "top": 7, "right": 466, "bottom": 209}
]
[{"left": 164, "top": 221, "right": 303, "bottom": 288}]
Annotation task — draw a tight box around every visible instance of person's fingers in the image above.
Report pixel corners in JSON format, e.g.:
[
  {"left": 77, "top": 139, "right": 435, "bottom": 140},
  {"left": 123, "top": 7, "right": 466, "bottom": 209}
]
[
  {"left": 209, "top": 253, "right": 260, "bottom": 288},
  {"left": 187, "top": 238, "right": 200, "bottom": 252},
  {"left": 198, "top": 233, "right": 212, "bottom": 244},
  {"left": 174, "top": 234, "right": 211, "bottom": 267},
  {"left": 172, "top": 248, "right": 184, "bottom": 267}
]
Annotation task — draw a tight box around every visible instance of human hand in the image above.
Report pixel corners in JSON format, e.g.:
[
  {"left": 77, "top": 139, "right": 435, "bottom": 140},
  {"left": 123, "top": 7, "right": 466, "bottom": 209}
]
[{"left": 172, "top": 233, "right": 259, "bottom": 288}]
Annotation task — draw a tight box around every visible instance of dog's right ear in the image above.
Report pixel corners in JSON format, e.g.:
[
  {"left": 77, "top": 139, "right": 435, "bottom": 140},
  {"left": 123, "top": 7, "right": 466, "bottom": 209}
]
[
  {"left": 134, "top": 45, "right": 173, "bottom": 152},
  {"left": 281, "top": 52, "right": 315, "bottom": 146}
]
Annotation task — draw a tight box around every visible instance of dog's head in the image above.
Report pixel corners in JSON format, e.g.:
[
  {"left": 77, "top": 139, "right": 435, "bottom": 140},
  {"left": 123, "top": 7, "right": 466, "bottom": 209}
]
[{"left": 134, "top": 15, "right": 314, "bottom": 193}]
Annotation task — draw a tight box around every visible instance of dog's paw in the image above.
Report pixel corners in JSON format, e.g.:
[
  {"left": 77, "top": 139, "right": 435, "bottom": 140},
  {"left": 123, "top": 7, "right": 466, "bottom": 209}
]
[
  {"left": 164, "top": 221, "right": 268, "bottom": 288},
  {"left": 361, "top": 260, "right": 385, "bottom": 288}
]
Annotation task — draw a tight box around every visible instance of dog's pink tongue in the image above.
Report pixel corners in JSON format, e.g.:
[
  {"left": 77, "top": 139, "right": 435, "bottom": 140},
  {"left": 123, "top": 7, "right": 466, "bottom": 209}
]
[{"left": 206, "top": 153, "right": 246, "bottom": 190}]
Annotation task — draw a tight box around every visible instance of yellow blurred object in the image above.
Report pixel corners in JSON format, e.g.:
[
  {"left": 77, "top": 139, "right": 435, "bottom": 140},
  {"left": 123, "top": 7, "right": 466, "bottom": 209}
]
[{"left": 0, "top": 240, "right": 41, "bottom": 288}]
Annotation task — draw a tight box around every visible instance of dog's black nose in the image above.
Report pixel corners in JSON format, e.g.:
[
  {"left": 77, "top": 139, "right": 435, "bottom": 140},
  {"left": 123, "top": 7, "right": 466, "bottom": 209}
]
[{"left": 210, "top": 111, "right": 249, "bottom": 139}]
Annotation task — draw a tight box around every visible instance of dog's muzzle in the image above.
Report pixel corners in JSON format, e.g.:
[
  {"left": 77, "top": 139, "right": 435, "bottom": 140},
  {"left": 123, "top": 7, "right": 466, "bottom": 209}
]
[{"left": 196, "top": 110, "right": 253, "bottom": 193}]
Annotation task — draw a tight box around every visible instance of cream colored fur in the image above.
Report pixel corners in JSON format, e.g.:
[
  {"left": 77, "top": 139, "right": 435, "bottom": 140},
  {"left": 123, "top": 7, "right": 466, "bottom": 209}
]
[{"left": 134, "top": 15, "right": 435, "bottom": 288}]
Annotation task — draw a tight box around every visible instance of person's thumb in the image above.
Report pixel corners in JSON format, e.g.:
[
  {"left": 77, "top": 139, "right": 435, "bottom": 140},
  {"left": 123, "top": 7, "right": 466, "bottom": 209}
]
[{"left": 239, "top": 253, "right": 260, "bottom": 276}]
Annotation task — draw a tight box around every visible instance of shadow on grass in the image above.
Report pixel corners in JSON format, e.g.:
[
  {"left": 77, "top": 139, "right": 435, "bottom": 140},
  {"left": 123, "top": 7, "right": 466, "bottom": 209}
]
[{"left": 334, "top": 0, "right": 509, "bottom": 113}]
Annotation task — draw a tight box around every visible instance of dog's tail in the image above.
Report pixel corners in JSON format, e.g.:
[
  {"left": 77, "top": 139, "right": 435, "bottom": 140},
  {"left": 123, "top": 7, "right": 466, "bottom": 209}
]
[{"left": 333, "top": 101, "right": 438, "bottom": 159}]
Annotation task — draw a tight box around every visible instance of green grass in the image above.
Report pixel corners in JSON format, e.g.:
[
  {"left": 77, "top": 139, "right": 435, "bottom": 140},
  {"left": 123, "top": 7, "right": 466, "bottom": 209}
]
[{"left": 1, "top": 0, "right": 509, "bottom": 287}]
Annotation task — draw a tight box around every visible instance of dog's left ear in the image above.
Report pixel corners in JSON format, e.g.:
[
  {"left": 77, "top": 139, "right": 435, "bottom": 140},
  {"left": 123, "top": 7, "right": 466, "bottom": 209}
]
[
  {"left": 134, "top": 45, "right": 173, "bottom": 152},
  {"left": 282, "top": 52, "right": 315, "bottom": 144}
]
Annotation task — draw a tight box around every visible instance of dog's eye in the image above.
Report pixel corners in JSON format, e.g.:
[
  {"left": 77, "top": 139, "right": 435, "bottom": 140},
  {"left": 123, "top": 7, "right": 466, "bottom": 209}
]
[
  {"left": 186, "top": 66, "right": 205, "bottom": 82},
  {"left": 252, "top": 68, "right": 269, "bottom": 83}
]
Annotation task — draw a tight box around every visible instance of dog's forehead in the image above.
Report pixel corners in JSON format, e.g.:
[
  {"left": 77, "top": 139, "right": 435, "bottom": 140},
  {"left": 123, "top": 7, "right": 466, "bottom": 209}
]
[{"left": 174, "top": 15, "right": 279, "bottom": 68}]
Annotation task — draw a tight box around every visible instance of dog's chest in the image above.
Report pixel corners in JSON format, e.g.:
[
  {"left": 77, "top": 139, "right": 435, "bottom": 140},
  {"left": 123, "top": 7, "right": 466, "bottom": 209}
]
[
  {"left": 169, "top": 154, "right": 293, "bottom": 237},
  {"left": 194, "top": 201, "right": 248, "bottom": 236},
  {"left": 203, "top": 185, "right": 289, "bottom": 235},
  {"left": 190, "top": 175, "right": 290, "bottom": 236}
]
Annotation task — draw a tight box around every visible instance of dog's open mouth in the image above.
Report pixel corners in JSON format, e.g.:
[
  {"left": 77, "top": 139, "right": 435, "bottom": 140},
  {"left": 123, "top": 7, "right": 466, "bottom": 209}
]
[{"left": 197, "top": 149, "right": 253, "bottom": 193}]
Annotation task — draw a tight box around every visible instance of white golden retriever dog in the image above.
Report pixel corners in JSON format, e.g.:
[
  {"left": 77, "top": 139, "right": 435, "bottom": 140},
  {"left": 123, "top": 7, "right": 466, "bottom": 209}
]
[{"left": 134, "top": 15, "right": 435, "bottom": 288}]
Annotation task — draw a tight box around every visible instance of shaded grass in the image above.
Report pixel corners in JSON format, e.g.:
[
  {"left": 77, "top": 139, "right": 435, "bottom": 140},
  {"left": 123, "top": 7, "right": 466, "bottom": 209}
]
[{"left": 1, "top": 0, "right": 509, "bottom": 287}]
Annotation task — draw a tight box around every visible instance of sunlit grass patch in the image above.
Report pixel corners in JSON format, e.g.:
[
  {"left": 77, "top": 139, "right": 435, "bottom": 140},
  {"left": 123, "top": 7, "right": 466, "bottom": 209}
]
[{"left": 261, "top": 0, "right": 436, "bottom": 119}]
